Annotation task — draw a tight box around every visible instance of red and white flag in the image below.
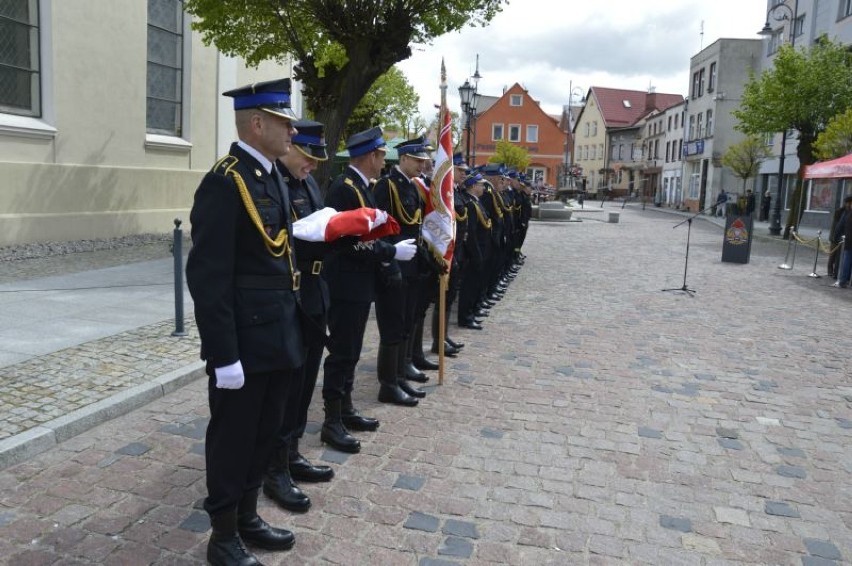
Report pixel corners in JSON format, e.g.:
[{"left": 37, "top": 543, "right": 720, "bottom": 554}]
[
  {"left": 292, "top": 207, "right": 400, "bottom": 242},
  {"left": 415, "top": 104, "right": 455, "bottom": 267}
]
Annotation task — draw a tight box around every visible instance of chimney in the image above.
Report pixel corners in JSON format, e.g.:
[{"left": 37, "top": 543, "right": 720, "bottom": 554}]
[{"left": 645, "top": 92, "right": 658, "bottom": 112}]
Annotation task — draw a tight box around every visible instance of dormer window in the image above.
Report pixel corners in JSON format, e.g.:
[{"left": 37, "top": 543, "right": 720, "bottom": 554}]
[
  {"left": 510, "top": 94, "right": 522, "bottom": 106},
  {"left": 623, "top": 100, "right": 632, "bottom": 108}
]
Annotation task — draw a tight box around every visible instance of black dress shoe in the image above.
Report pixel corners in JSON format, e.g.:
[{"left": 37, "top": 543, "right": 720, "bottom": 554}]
[
  {"left": 399, "top": 379, "right": 426, "bottom": 398},
  {"left": 459, "top": 320, "right": 483, "bottom": 330},
  {"left": 289, "top": 453, "right": 334, "bottom": 483},
  {"left": 474, "top": 309, "right": 489, "bottom": 318},
  {"left": 237, "top": 514, "right": 295, "bottom": 552},
  {"left": 321, "top": 421, "right": 361, "bottom": 453},
  {"left": 413, "top": 356, "right": 439, "bottom": 371},
  {"left": 404, "top": 360, "right": 428, "bottom": 382},
  {"left": 378, "top": 384, "right": 419, "bottom": 406},
  {"left": 262, "top": 472, "right": 311, "bottom": 513},
  {"left": 341, "top": 413, "right": 380, "bottom": 432},
  {"left": 431, "top": 342, "right": 459, "bottom": 357},
  {"left": 446, "top": 337, "right": 464, "bottom": 349}
]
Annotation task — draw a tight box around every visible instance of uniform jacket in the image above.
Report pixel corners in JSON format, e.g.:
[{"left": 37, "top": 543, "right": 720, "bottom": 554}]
[
  {"left": 323, "top": 166, "right": 396, "bottom": 302},
  {"left": 372, "top": 166, "right": 425, "bottom": 278},
  {"left": 186, "top": 143, "right": 304, "bottom": 374},
  {"left": 481, "top": 185, "right": 505, "bottom": 247},
  {"left": 279, "top": 164, "right": 329, "bottom": 319},
  {"left": 466, "top": 193, "right": 490, "bottom": 266}
]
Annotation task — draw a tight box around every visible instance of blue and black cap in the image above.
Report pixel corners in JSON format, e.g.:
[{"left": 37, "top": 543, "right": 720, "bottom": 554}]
[
  {"left": 346, "top": 126, "right": 387, "bottom": 158},
  {"left": 463, "top": 172, "right": 484, "bottom": 187},
  {"left": 395, "top": 136, "right": 430, "bottom": 160},
  {"left": 291, "top": 120, "right": 328, "bottom": 161},
  {"left": 453, "top": 152, "right": 468, "bottom": 168},
  {"left": 481, "top": 163, "right": 506, "bottom": 177},
  {"left": 222, "top": 78, "right": 298, "bottom": 120}
]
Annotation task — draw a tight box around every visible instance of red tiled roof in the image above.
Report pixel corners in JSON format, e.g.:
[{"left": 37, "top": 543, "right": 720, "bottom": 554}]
[{"left": 592, "top": 87, "right": 683, "bottom": 128}]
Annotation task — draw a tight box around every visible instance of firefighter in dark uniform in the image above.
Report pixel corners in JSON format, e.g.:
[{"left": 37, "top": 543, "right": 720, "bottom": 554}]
[
  {"left": 185, "top": 78, "right": 301, "bottom": 565},
  {"left": 262, "top": 120, "right": 335, "bottom": 515},
  {"left": 480, "top": 165, "right": 507, "bottom": 308},
  {"left": 431, "top": 152, "right": 470, "bottom": 354},
  {"left": 371, "top": 137, "right": 435, "bottom": 406},
  {"left": 321, "top": 127, "right": 417, "bottom": 453},
  {"left": 517, "top": 174, "right": 533, "bottom": 262},
  {"left": 458, "top": 172, "right": 491, "bottom": 330}
]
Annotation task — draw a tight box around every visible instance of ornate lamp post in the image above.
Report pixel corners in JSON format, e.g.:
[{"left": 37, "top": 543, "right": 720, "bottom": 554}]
[
  {"left": 458, "top": 79, "right": 474, "bottom": 164},
  {"left": 564, "top": 85, "right": 584, "bottom": 189},
  {"left": 759, "top": 0, "right": 799, "bottom": 236}
]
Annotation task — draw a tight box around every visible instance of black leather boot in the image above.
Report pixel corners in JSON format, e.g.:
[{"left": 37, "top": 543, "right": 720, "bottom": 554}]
[
  {"left": 403, "top": 334, "right": 429, "bottom": 381},
  {"left": 288, "top": 439, "right": 334, "bottom": 483},
  {"left": 262, "top": 446, "right": 311, "bottom": 513},
  {"left": 431, "top": 306, "right": 462, "bottom": 356},
  {"left": 320, "top": 398, "right": 361, "bottom": 453},
  {"left": 207, "top": 508, "right": 261, "bottom": 566},
  {"left": 396, "top": 344, "right": 425, "bottom": 398},
  {"left": 236, "top": 488, "right": 295, "bottom": 552},
  {"left": 377, "top": 342, "right": 418, "bottom": 406},
  {"left": 411, "top": 317, "right": 439, "bottom": 371},
  {"left": 341, "top": 392, "right": 379, "bottom": 432}
]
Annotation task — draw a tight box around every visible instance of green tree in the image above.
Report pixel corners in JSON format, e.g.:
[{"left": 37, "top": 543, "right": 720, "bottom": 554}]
[
  {"left": 345, "top": 66, "right": 420, "bottom": 143},
  {"left": 488, "top": 140, "right": 530, "bottom": 171},
  {"left": 721, "top": 135, "right": 771, "bottom": 194},
  {"left": 814, "top": 108, "right": 852, "bottom": 161},
  {"left": 184, "top": 0, "right": 505, "bottom": 185},
  {"left": 733, "top": 39, "right": 852, "bottom": 236}
]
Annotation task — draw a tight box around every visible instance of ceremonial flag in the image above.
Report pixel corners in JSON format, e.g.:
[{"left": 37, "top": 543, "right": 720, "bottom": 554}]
[
  {"left": 415, "top": 101, "right": 455, "bottom": 268},
  {"left": 292, "top": 207, "right": 400, "bottom": 242}
]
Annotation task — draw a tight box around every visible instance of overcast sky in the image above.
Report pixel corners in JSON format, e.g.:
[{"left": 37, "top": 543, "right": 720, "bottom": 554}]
[{"left": 397, "top": 0, "right": 769, "bottom": 118}]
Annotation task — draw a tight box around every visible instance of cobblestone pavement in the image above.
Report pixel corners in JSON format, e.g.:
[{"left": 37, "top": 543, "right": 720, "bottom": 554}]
[{"left": 0, "top": 206, "right": 850, "bottom": 565}]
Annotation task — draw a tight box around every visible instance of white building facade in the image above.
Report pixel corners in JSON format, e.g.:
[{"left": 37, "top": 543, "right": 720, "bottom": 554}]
[{"left": 0, "top": 0, "right": 299, "bottom": 246}]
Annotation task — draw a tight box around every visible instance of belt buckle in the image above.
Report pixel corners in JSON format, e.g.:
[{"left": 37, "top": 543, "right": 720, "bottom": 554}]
[
  {"left": 292, "top": 271, "right": 301, "bottom": 291},
  {"left": 311, "top": 260, "right": 322, "bottom": 275}
]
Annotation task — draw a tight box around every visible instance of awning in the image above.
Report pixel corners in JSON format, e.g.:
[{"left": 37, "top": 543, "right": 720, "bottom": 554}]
[{"left": 803, "top": 152, "right": 852, "bottom": 180}]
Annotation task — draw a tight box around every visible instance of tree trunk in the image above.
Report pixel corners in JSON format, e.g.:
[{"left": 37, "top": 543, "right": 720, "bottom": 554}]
[{"left": 783, "top": 131, "right": 816, "bottom": 238}]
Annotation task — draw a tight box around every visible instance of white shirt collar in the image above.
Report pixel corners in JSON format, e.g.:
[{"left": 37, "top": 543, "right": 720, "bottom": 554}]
[
  {"left": 348, "top": 164, "right": 370, "bottom": 187},
  {"left": 237, "top": 140, "right": 273, "bottom": 174}
]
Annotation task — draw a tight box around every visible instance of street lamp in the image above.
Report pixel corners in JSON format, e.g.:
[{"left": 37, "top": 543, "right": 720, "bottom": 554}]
[
  {"left": 564, "top": 85, "right": 584, "bottom": 189},
  {"left": 458, "top": 79, "right": 475, "bottom": 164},
  {"left": 759, "top": 0, "right": 799, "bottom": 236}
]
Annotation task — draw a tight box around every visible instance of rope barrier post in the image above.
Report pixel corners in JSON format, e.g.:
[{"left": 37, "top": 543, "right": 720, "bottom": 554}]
[
  {"left": 835, "top": 236, "right": 847, "bottom": 284},
  {"left": 808, "top": 230, "right": 823, "bottom": 278},
  {"left": 779, "top": 229, "right": 799, "bottom": 270},
  {"left": 778, "top": 233, "right": 794, "bottom": 269},
  {"left": 171, "top": 218, "right": 188, "bottom": 337}
]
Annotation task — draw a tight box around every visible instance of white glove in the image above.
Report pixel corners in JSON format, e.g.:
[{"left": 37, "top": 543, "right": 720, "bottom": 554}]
[
  {"left": 214, "top": 360, "right": 245, "bottom": 389},
  {"left": 393, "top": 238, "right": 417, "bottom": 261}
]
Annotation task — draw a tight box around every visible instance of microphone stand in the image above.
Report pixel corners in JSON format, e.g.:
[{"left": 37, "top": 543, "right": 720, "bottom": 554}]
[{"left": 662, "top": 205, "right": 718, "bottom": 296}]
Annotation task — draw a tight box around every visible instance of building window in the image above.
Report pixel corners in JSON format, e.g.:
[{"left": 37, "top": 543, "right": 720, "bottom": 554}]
[
  {"left": 508, "top": 124, "right": 521, "bottom": 142},
  {"left": 598, "top": 144, "right": 604, "bottom": 159},
  {"left": 617, "top": 144, "right": 623, "bottom": 160},
  {"left": 654, "top": 139, "right": 659, "bottom": 159},
  {"left": 0, "top": 0, "right": 40, "bottom": 117},
  {"left": 667, "top": 115, "right": 672, "bottom": 131},
  {"left": 697, "top": 113, "right": 704, "bottom": 138},
  {"left": 698, "top": 68, "right": 705, "bottom": 97},
  {"left": 592, "top": 121, "right": 598, "bottom": 136},
  {"left": 691, "top": 71, "right": 699, "bottom": 98},
  {"left": 674, "top": 113, "right": 679, "bottom": 129},
  {"left": 666, "top": 141, "right": 671, "bottom": 162},
  {"left": 583, "top": 122, "right": 589, "bottom": 137},
  {"left": 147, "top": 0, "right": 184, "bottom": 136},
  {"left": 708, "top": 62, "right": 717, "bottom": 92},
  {"left": 793, "top": 15, "right": 805, "bottom": 38},
  {"left": 492, "top": 123, "right": 503, "bottom": 141},
  {"left": 706, "top": 109, "right": 713, "bottom": 137},
  {"left": 509, "top": 94, "right": 522, "bottom": 106},
  {"left": 526, "top": 124, "right": 538, "bottom": 143},
  {"left": 688, "top": 115, "right": 695, "bottom": 140},
  {"left": 840, "top": 0, "right": 852, "bottom": 19}
]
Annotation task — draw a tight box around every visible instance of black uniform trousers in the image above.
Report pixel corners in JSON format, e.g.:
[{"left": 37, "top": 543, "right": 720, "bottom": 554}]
[
  {"left": 280, "top": 308, "right": 326, "bottom": 443},
  {"left": 322, "top": 299, "right": 372, "bottom": 401},
  {"left": 204, "top": 368, "right": 295, "bottom": 515},
  {"left": 375, "top": 273, "right": 425, "bottom": 346}
]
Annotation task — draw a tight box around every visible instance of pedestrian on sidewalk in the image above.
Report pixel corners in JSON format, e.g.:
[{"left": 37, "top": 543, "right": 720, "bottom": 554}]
[
  {"left": 185, "top": 78, "right": 302, "bottom": 565},
  {"left": 760, "top": 189, "right": 772, "bottom": 221},
  {"left": 834, "top": 197, "right": 852, "bottom": 287},
  {"left": 715, "top": 189, "right": 728, "bottom": 217}
]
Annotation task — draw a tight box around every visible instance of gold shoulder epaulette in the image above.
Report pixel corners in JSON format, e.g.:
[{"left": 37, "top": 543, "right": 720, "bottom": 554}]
[
  {"left": 344, "top": 177, "right": 356, "bottom": 187},
  {"left": 213, "top": 155, "right": 239, "bottom": 175}
]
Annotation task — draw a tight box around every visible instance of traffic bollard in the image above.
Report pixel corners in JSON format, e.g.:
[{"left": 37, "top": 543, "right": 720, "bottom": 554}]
[
  {"left": 172, "top": 218, "right": 188, "bottom": 337},
  {"left": 778, "top": 230, "right": 798, "bottom": 270},
  {"left": 808, "top": 230, "right": 822, "bottom": 278}
]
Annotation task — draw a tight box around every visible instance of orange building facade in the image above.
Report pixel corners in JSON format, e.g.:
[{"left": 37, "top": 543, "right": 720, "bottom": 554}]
[{"left": 463, "top": 83, "right": 567, "bottom": 186}]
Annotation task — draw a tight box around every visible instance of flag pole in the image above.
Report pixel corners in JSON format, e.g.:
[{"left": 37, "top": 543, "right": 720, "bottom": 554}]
[{"left": 438, "top": 59, "right": 448, "bottom": 386}]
